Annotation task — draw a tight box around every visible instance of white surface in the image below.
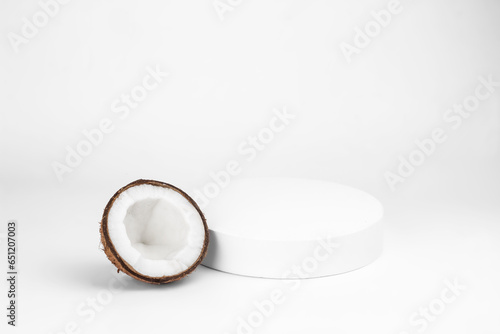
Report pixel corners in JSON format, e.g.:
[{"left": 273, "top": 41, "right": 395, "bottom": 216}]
[
  {"left": 203, "top": 177, "right": 384, "bottom": 278},
  {"left": 107, "top": 183, "right": 205, "bottom": 277},
  {"left": 1, "top": 186, "right": 500, "bottom": 334}
]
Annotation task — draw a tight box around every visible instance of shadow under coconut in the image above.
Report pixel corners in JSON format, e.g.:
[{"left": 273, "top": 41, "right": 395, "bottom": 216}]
[
  {"left": 51, "top": 259, "right": 112, "bottom": 289},
  {"left": 63, "top": 259, "right": 204, "bottom": 290},
  {"left": 92, "top": 262, "right": 210, "bottom": 290}
]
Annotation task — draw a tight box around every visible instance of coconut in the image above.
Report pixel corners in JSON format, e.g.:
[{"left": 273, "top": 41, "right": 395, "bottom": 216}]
[{"left": 100, "top": 179, "right": 209, "bottom": 284}]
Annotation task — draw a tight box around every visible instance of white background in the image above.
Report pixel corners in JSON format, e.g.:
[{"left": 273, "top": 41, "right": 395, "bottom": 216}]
[{"left": 1, "top": 0, "right": 499, "bottom": 333}]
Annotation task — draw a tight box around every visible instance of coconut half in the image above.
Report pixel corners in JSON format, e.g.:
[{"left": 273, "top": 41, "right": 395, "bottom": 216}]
[{"left": 100, "top": 179, "right": 209, "bottom": 284}]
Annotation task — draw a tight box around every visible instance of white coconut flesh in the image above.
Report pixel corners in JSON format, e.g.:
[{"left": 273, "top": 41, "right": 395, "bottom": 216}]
[{"left": 106, "top": 184, "right": 206, "bottom": 278}]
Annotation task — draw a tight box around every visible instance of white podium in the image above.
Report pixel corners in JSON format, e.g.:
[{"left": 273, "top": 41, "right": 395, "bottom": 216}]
[{"left": 202, "top": 177, "right": 384, "bottom": 279}]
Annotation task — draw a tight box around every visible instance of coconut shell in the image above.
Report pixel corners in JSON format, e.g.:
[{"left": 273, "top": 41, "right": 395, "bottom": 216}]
[{"left": 100, "top": 179, "right": 209, "bottom": 284}]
